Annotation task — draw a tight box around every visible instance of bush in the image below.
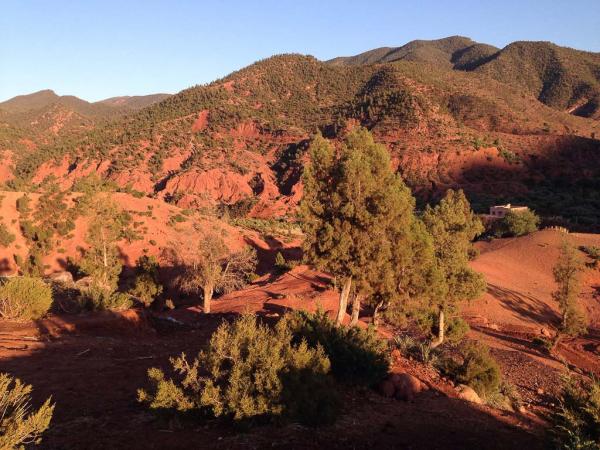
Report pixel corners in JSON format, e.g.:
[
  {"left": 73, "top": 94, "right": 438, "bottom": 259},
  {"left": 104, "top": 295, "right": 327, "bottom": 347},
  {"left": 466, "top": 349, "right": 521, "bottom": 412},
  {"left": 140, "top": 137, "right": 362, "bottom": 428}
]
[
  {"left": 0, "top": 223, "right": 15, "bottom": 247},
  {"left": 77, "top": 288, "right": 133, "bottom": 312},
  {"left": 440, "top": 342, "right": 502, "bottom": 399},
  {"left": 284, "top": 310, "right": 389, "bottom": 387},
  {"left": 550, "top": 377, "right": 600, "bottom": 449},
  {"left": 138, "top": 314, "right": 340, "bottom": 426},
  {"left": 274, "top": 252, "right": 292, "bottom": 274},
  {"left": 0, "top": 373, "right": 54, "bottom": 448},
  {"left": 0, "top": 277, "right": 53, "bottom": 321},
  {"left": 128, "top": 255, "right": 163, "bottom": 307},
  {"left": 498, "top": 210, "right": 540, "bottom": 237},
  {"left": 581, "top": 246, "right": 600, "bottom": 268}
]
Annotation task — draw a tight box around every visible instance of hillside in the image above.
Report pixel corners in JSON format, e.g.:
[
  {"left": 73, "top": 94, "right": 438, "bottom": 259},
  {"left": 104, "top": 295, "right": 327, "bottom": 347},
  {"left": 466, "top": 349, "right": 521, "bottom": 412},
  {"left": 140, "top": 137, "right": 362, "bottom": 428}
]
[
  {"left": 2, "top": 53, "right": 598, "bottom": 229},
  {"left": 328, "top": 37, "right": 600, "bottom": 119}
]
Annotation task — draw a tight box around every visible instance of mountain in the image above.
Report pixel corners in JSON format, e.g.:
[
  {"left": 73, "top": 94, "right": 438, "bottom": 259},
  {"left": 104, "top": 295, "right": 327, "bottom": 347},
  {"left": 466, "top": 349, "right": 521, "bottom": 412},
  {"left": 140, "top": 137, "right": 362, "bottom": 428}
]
[
  {"left": 328, "top": 36, "right": 499, "bottom": 70},
  {"left": 0, "top": 89, "right": 172, "bottom": 118},
  {"left": 3, "top": 50, "right": 598, "bottom": 230},
  {"left": 96, "top": 93, "right": 171, "bottom": 109},
  {"left": 327, "top": 37, "right": 600, "bottom": 119}
]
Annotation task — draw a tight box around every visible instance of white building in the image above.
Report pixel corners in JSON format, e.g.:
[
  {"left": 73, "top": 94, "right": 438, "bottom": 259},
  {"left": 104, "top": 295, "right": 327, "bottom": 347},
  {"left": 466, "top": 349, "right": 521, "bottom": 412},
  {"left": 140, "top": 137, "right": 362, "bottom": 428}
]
[{"left": 489, "top": 203, "right": 529, "bottom": 219}]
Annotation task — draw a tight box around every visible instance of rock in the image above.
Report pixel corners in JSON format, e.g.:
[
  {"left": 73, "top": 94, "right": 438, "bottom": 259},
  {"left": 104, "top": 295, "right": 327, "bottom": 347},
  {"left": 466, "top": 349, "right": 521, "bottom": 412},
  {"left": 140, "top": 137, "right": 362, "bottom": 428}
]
[
  {"left": 377, "top": 379, "right": 396, "bottom": 398},
  {"left": 518, "top": 405, "right": 527, "bottom": 414},
  {"left": 456, "top": 384, "right": 483, "bottom": 404},
  {"left": 392, "top": 373, "right": 423, "bottom": 401},
  {"left": 74, "top": 276, "right": 94, "bottom": 289},
  {"left": 540, "top": 327, "right": 552, "bottom": 338},
  {"left": 488, "top": 323, "right": 500, "bottom": 331},
  {"left": 536, "top": 388, "right": 545, "bottom": 396},
  {"left": 48, "top": 271, "right": 74, "bottom": 285}
]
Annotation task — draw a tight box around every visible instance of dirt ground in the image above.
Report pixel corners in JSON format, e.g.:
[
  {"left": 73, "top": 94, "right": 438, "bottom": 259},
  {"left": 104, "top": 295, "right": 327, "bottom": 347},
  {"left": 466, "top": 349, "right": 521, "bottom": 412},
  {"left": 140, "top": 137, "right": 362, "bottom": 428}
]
[
  {"left": 1, "top": 229, "right": 599, "bottom": 449},
  {"left": 1, "top": 312, "right": 544, "bottom": 450}
]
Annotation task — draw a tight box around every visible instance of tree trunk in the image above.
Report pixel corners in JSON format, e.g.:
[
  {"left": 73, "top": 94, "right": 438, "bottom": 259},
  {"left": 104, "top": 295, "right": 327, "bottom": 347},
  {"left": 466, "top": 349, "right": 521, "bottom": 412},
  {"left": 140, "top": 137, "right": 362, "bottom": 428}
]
[
  {"left": 203, "top": 284, "right": 214, "bottom": 314},
  {"left": 430, "top": 308, "right": 445, "bottom": 349},
  {"left": 335, "top": 277, "right": 352, "bottom": 326},
  {"left": 350, "top": 294, "right": 361, "bottom": 327},
  {"left": 372, "top": 300, "right": 385, "bottom": 327}
]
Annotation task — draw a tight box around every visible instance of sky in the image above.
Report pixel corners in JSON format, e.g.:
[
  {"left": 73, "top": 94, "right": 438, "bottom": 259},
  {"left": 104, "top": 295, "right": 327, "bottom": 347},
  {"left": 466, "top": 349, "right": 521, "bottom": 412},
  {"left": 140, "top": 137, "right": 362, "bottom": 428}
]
[{"left": 2, "top": 0, "right": 600, "bottom": 102}]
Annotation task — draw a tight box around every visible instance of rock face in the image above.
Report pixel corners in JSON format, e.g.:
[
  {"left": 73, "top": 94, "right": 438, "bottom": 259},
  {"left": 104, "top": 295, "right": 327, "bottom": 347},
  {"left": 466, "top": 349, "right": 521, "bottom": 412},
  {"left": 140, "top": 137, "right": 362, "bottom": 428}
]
[
  {"left": 378, "top": 372, "right": 424, "bottom": 401},
  {"left": 48, "top": 271, "right": 74, "bottom": 285},
  {"left": 456, "top": 384, "right": 482, "bottom": 404}
]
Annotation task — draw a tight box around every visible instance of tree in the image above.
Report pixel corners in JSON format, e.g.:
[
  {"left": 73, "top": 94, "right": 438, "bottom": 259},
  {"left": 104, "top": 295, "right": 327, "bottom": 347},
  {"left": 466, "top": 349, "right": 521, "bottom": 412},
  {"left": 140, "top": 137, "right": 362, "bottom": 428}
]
[
  {"left": 423, "top": 189, "right": 486, "bottom": 348},
  {"left": 301, "top": 128, "right": 421, "bottom": 326},
  {"left": 0, "top": 373, "right": 54, "bottom": 449},
  {"left": 79, "top": 194, "right": 131, "bottom": 302},
  {"left": 166, "top": 232, "right": 256, "bottom": 313},
  {"left": 499, "top": 210, "right": 540, "bottom": 237},
  {"left": 552, "top": 238, "right": 587, "bottom": 338},
  {"left": 128, "top": 255, "right": 163, "bottom": 307}
]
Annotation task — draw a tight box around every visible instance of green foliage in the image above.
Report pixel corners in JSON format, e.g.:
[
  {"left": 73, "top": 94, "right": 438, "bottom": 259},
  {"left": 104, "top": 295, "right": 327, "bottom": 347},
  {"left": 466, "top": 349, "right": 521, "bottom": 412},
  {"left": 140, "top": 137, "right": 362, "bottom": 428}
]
[
  {"left": 440, "top": 341, "right": 502, "bottom": 399},
  {"left": 0, "top": 373, "right": 54, "bottom": 449},
  {"left": 78, "top": 194, "right": 131, "bottom": 306},
  {"left": 0, "top": 277, "right": 53, "bottom": 321},
  {"left": 284, "top": 310, "right": 389, "bottom": 387},
  {"left": 423, "top": 189, "right": 486, "bottom": 345},
  {"left": 166, "top": 233, "right": 257, "bottom": 313},
  {"left": 498, "top": 210, "right": 540, "bottom": 237},
  {"left": 301, "top": 129, "right": 436, "bottom": 323},
  {"left": 553, "top": 239, "right": 588, "bottom": 337},
  {"left": 581, "top": 246, "right": 600, "bottom": 268},
  {"left": 498, "top": 147, "right": 521, "bottom": 164},
  {"left": 128, "top": 255, "right": 163, "bottom": 307},
  {"left": 532, "top": 336, "right": 554, "bottom": 353},
  {"left": 274, "top": 252, "right": 292, "bottom": 273},
  {"left": 0, "top": 223, "right": 15, "bottom": 247},
  {"left": 217, "top": 197, "right": 258, "bottom": 219},
  {"left": 138, "top": 314, "right": 339, "bottom": 426},
  {"left": 550, "top": 377, "right": 600, "bottom": 450}
]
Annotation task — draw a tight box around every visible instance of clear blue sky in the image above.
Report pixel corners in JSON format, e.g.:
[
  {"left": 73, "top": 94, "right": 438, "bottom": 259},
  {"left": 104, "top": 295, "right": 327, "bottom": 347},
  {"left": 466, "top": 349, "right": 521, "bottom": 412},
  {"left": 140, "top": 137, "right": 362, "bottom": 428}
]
[{"left": 2, "top": 0, "right": 599, "bottom": 102}]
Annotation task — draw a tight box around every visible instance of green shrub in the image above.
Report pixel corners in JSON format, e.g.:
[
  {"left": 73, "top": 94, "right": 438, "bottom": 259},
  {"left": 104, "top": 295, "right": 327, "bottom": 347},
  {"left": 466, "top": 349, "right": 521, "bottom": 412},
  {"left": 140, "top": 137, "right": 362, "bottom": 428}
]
[
  {"left": 274, "top": 252, "right": 292, "bottom": 274},
  {"left": 128, "top": 255, "right": 163, "bottom": 307},
  {"left": 0, "top": 223, "right": 15, "bottom": 247},
  {"left": 0, "top": 277, "right": 53, "bottom": 321},
  {"left": 550, "top": 377, "right": 600, "bottom": 449},
  {"left": 77, "top": 288, "right": 133, "bottom": 312},
  {"left": 284, "top": 310, "right": 389, "bottom": 387},
  {"left": 440, "top": 342, "right": 502, "bottom": 399},
  {"left": 0, "top": 373, "right": 54, "bottom": 449},
  {"left": 581, "top": 246, "right": 600, "bottom": 268},
  {"left": 498, "top": 210, "right": 540, "bottom": 237},
  {"left": 138, "top": 314, "right": 340, "bottom": 426},
  {"left": 532, "top": 336, "right": 554, "bottom": 353}
]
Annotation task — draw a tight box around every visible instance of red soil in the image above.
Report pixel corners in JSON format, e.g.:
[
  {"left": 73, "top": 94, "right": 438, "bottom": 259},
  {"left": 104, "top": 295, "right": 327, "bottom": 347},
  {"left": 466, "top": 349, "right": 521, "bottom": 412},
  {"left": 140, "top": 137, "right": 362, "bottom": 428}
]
[{"left": 1, "top": 227, "right": 598, "bottom": 448}]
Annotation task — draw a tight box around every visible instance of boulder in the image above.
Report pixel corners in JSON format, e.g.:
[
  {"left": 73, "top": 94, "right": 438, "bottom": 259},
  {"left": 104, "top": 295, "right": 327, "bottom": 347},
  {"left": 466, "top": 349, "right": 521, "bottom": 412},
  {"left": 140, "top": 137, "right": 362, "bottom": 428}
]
[
  {"left": 74, "top": 276, "right": 94, "bottom": 290},
  {"left": 48, "top": 271, "right": 74, "bottom": 285},
  {"left": 456, "top": 384, "right": 482, "bottom": 404},
  {"left": 392, "top": 372, "right": 423, "bottom": 401},
  {"left": 377, "top": 379, "right": 396, "bottom": 398}
]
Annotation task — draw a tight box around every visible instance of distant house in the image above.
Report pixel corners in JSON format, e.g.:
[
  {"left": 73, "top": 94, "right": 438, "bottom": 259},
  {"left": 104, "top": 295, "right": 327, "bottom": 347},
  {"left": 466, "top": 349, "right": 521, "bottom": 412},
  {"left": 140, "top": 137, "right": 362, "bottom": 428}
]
[{"left": 488, "top": 203, "right": 529, "bottom": 219}]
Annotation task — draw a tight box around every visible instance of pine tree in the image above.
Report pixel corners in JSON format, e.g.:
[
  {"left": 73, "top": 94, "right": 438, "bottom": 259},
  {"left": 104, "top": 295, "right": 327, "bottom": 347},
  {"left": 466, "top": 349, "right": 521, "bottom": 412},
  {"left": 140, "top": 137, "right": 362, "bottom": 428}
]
[
  {"left": 423, "top": 189, "right": 486, "bottom": 347},
  {"left": 552, "top": 238, "right": 587, "bottom": 338},
  {"left": 301, "top": 128, "right": 424, "bottom": 326}
]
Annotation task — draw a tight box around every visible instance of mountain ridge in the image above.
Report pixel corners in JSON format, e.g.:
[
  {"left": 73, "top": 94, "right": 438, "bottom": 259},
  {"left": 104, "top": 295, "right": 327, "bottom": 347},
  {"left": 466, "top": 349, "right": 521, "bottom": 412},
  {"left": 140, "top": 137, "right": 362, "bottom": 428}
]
[{"left": 326, "top": 36, "right": 600, "bottom": 118}]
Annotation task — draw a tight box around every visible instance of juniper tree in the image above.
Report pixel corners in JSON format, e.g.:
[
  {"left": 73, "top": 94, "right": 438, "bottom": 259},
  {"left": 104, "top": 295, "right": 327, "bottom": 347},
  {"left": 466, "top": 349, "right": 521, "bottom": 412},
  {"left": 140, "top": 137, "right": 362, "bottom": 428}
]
[
  {"left": 79, "top": 194, "right": 131, "bottom": 299},
  {"left": 423, "top": 189, "right": 486, "bottom": 347},
  {"left": 552, "top": 238, "right": 587, "bottom": 338},
  {"left": 301, "top": 128, "right": 424, "bottom": 326},
  {"left": 166, "top": 232, "right": 256, "bottom": 313}
]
